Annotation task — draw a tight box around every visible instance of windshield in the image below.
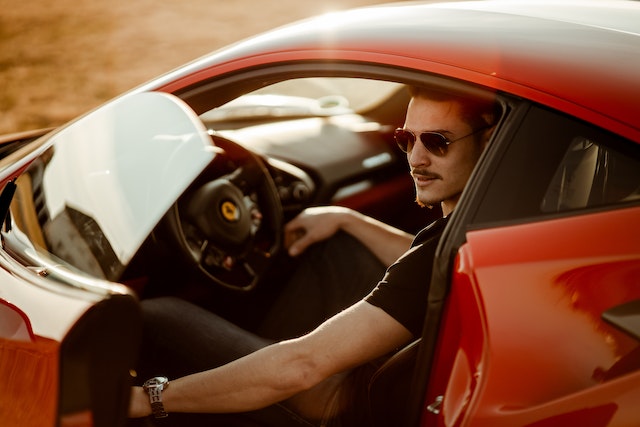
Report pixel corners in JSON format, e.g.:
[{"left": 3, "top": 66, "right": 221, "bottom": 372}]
[
  {"left": 7, "top": 92, "right": 215, "bottom": 281},
  {"left": 200, "top": 77, "right": 403, "bottom": 123}
]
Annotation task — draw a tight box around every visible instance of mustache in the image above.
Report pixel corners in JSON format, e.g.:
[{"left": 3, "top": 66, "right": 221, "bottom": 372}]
[{"left": 410, "top": 168, "right": 442, "bottom": 180}]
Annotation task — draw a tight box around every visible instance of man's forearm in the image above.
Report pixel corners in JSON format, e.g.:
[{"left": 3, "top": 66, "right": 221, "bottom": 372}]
[
  {"left": 131, "top": 340, "right": 321, "bottom": 417},
  {"left": 130, "top": 302, "right": 412, "bottom": 419},
  {"left": 340, "top": 210, "right": 413, "bottom": 266}
]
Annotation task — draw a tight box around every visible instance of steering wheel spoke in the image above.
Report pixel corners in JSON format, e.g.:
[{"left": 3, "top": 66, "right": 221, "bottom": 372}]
[{"left": 196, "top": 251, "right": 260, "bottom": 291}]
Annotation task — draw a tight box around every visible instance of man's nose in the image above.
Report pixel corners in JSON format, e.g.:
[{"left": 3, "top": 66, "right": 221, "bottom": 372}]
[{"left": 408, "top": 141, "right": 432, "bottom": 167}]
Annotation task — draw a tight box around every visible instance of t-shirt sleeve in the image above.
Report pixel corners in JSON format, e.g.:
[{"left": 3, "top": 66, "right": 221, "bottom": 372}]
[{"left": 364, "top": 220, "right": 446, "bottom": 337}]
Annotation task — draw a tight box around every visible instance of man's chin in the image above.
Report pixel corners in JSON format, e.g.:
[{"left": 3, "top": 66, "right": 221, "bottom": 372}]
[{"left": 415, "top": 196, "right": 436, "bottom": 209}]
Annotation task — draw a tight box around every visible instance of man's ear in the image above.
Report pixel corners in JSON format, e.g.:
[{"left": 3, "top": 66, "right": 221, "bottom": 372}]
[{"left": 480, "top": 124, "right": 496, "bottom": 149}]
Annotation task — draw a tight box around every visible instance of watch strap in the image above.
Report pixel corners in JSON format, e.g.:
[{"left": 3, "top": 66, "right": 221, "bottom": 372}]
[
  {"left": 148, "top": 387, "right": 168, "bottom": 418},
  {"left": 143, "top": 376, "right": 169, "bottom": 419}
]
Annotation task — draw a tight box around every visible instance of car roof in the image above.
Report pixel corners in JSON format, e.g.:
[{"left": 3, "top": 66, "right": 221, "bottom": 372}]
[{"left": 149, "top": 0, "right": 640, "bottom": 141}]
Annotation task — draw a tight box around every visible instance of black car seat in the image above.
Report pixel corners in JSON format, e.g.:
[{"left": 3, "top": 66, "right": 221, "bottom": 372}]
[{"left": 367, "top": 339, "right": 422, "bottom": 427}]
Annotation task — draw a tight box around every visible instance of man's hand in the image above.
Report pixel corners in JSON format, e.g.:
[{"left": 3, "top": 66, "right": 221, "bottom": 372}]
[
  {"left": 284, "top": 206, "right": 352, "bottom": 257},
  {"left": 284, "top": 206, "right": 413, "bottom": 265}
]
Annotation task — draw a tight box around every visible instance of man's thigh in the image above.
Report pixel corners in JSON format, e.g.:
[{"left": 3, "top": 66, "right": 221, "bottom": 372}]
[{"left": 258, "top": 231, "right": 386, "bottom": 340}]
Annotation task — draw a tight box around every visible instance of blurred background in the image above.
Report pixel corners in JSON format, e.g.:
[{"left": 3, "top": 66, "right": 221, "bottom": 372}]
[{"left": 0, "top": 0, "right": 391, "bottom": 135}]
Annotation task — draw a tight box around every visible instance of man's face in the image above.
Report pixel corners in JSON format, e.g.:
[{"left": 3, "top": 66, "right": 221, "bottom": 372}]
[{"left": 403, "top": 95, "right": 489, "bottom": 216}]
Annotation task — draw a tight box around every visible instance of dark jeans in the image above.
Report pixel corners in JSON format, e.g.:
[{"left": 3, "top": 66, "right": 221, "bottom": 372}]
[{"left": 132, "top": 232, "right": 386, "bottom": 427}]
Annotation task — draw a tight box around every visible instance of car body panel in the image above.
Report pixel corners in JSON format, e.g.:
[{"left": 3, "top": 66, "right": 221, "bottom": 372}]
[
  {"left": 0, "top": 298, "right": 56, "bottom": 427},
  {"left": 0, "top": 265, "right": 140, "bottom": 427},
  {"left": 142, "top": 1, "right": 640, "bottom": 142},
  {"left": 425, "top": 206, "right": 640, "bottom": 426},
  {"left": 0, "top": 296, "right": 34, "bottom": 341},
  {"left": 0, "top": 269, "right": 94, "bottom": 342}
]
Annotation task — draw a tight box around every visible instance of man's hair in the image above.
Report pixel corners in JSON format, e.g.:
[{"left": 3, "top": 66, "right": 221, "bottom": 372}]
[{"left": 409, "top": 85, "right": 500, "bottom": 130}]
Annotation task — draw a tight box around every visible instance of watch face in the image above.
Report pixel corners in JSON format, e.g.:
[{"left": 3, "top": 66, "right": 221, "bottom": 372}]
[{"left": 144, "top": 376, "right": 169, "bottom": 390}]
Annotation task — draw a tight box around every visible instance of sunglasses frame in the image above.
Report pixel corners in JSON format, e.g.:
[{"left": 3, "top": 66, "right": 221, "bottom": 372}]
[{"left": 394, "top": 125, "right": 491, "bottom": 156}]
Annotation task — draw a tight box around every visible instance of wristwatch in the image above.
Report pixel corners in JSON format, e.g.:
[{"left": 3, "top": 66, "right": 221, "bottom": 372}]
[{"left": 142, "top": 376, "right": 169, "bottom": 418}]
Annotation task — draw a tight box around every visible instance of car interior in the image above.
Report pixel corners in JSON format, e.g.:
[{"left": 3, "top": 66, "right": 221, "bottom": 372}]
[
  {"left": 6, "top": 69, "right": 513, "bottom": 316},
  {"left": 122, "top": 76, "right": 444, "bottom": 332}
]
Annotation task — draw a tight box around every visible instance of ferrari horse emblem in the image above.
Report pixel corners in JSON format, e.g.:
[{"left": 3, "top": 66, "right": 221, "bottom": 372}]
[{"left": 221, "top": 200, "right": 240, "bottom": 222}]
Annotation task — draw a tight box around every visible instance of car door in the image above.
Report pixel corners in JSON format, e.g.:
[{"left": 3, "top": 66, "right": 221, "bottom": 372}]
[{"left": 420, "top": 103, "right": 640, "bottom": 426}]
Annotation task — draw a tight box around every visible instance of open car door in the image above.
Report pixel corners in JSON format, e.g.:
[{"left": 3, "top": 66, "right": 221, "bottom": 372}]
[{"left": 419, "top": 104, "right": 640, "bottom": 426}]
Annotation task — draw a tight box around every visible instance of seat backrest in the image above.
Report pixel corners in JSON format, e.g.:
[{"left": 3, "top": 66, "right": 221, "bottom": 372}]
[{"left": 367, "top": 339, "right": 421, "bottom": 427}]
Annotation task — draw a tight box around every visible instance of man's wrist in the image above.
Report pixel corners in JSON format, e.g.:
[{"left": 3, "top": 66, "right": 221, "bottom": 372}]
[
  {"left": 129, "top": 386, "right": 153, "bottom": 418},
  {"left": 142, "top": 376, "right": 170, "bottom": 418}
]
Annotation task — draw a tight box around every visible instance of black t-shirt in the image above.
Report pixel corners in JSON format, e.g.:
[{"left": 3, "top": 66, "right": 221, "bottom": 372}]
[{"left": 365, "top": 216, "right": 449, "bottom": 337}]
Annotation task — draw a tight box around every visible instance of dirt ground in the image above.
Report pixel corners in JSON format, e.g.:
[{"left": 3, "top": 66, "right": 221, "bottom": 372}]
[{"left": 0, "top": 0, "right": 391, "bottom": 135}]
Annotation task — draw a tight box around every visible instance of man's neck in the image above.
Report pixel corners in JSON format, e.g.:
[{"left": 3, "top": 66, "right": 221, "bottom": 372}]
[
  {"left": 441, "top": 195, "right": 461, "bottom": 217},
  {"left": 441, "top": 204, "right": 454, "bottom": 217}
]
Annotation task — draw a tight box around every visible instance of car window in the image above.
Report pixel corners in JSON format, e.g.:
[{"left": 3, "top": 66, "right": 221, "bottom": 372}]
[
  {"left": 542, "top": 136, "right": 640, "bottom": 212},
  {"left": 472, "top": 105, "right": 640, "bottom": 225}
]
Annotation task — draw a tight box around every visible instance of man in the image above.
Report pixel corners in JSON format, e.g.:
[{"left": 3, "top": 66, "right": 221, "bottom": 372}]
[{"left": 129, "top": 85, "right": 498, "bottom": 426}]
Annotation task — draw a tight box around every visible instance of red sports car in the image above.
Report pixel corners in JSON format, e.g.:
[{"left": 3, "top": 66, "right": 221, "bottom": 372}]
[{"left": 0, "top": 1, "right": 638, "bottom": 426}]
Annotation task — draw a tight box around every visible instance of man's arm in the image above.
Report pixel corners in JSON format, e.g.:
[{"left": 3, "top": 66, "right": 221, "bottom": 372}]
[
  {"left": 285, "top": 206, "right": 413, "bottom": 266},
  {"left": 129, "top": 301, "right": 413, "bottom": 417}
]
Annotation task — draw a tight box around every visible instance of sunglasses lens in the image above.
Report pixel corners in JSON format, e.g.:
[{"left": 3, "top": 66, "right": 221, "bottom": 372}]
[
  {"left": 394, "top": 129, "right": 450, "bottom": 155},
  {"left": 420, "top": 133, "right": 448, "bottom": 156},
  {"left": 394, "top": 129, "right": 415, "bottom": 153}
]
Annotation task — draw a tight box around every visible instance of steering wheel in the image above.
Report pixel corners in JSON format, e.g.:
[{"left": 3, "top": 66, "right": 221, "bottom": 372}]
[{"left": 165, "top": 136, "right": 283, "bottom": 291}]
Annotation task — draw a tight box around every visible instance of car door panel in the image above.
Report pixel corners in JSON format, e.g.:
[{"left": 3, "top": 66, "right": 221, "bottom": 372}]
[{"left": 428, "top": 207, "right": 640, "bottom": 426}]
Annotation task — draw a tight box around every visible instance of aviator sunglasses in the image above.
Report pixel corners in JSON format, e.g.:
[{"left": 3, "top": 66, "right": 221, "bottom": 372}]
[{"left": 394, "top": 125, "right": 491, "bottom": 156}]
